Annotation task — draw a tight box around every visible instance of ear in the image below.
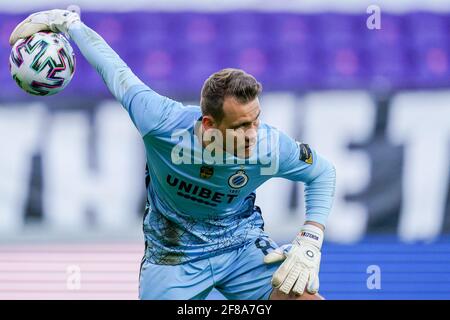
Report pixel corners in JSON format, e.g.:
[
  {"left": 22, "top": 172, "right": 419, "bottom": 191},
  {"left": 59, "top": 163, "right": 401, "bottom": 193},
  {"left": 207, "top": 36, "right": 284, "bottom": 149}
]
[{"left": 202, "top": 115, "right": 217, "bottom": 130}]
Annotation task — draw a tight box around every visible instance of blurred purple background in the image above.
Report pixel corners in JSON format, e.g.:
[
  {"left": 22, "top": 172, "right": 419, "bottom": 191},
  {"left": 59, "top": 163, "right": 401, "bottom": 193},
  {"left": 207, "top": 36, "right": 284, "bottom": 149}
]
[{"left": 2, "top": 12, "right": 450, "bottom": 100}]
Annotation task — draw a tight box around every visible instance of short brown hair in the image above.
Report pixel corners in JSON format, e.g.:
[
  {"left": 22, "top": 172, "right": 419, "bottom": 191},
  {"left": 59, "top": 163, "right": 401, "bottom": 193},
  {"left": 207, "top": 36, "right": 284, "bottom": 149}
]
[{"left": 200, "top": 68, "right": 262, "bottom": 123}]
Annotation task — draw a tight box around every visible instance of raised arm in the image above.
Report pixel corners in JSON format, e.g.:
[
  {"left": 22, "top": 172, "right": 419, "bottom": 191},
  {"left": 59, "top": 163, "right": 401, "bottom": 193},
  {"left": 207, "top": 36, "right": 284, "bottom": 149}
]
[
  {"left": 68, "top": 21, "right": 144, "bottom": 103},
  {"left": 9, "top": 9, "right": 184, "bottom": 137},
  {"left": 9, "top": 9, "right": 143, "bottom": 102}
]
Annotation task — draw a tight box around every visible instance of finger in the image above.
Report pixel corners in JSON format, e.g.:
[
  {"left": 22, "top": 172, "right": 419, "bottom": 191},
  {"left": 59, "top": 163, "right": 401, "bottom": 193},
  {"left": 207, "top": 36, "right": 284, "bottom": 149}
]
[
  {"left": 271, "top": 258, "right": 295, "bottom": 288},
  {"left": 9, "top": 17, "right": 31, "bottom": 45},
  {"left": 9, "top": 11, "right": 52, "bottom": 46},
  {"left": 9, "top": 21, "right": 50, "bottom": 46},
  {"left": 278, "top": 264, "right": 302, "bottom": 295},
  {"left": 264, "top": 244, "right": 292, "bottom": 264},
  {"left": 264, "top": 249, "right": 286, "bottom": 264},
  {"left": 291, "top": 269, "right": 309, "bottom": 296},
  {"left": 306, "top": 272, "right": 320, "bottom": 294}
]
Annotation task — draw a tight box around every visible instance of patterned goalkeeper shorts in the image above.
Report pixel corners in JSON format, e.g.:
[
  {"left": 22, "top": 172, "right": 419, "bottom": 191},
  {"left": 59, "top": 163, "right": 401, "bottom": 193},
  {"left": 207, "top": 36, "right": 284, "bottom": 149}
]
[{"left": 139, "top": 234, "right": 281, "bottom": 300}]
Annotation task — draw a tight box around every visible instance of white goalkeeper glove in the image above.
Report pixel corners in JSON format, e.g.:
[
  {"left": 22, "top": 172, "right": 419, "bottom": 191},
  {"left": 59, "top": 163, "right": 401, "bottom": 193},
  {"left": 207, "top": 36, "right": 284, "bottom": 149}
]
[
  {"left": 264, "top": 224, "right": 323, "bottom": 296},
  {"left": 9, "top": 9, "right": 80, "bottom": 46}
]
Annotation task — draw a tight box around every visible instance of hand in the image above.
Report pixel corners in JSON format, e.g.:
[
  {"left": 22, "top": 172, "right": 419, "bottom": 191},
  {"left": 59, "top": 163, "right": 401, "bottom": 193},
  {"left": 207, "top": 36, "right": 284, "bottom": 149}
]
[
  {"left": 9, "top": 9, "right": 80, "bottom": 46},
  {"left": 264, "top": 224, "right": 323, "bottom": 295}
]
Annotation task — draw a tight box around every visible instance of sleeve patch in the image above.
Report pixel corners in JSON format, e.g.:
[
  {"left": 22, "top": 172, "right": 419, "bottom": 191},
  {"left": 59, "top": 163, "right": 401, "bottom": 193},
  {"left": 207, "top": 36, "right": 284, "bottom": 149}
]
[{"left": 297, "top": 142, "right": 313, "bottom": 164}]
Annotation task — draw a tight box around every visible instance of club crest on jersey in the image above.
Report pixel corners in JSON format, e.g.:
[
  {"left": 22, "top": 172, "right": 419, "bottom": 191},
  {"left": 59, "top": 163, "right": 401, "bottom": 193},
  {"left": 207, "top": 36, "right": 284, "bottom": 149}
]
[
  {"left": 199, "top": 165, "right": 214, "bottom": 179},
  {"left": 228, "top": 170, "right": 249, "bottom": 189},
  {"left": 297, "top": 142, "right": 313, "bottom": 164}
]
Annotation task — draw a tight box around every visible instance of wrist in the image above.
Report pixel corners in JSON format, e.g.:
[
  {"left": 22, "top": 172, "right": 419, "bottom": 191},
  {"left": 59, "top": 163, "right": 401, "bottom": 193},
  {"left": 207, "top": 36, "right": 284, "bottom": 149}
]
[
  {"left": 51, "top": 10, "right": 80, "bottom": 33},
  {"left": 294, "top": 224, "right": 324, "bottom": 250},
  {"left": 68, "top": 20, "right": 82, "bottom": 31}
]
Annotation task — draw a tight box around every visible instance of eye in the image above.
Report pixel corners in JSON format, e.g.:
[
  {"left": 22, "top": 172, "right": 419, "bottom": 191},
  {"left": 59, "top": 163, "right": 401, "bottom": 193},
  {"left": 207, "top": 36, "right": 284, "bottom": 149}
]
[{"left": 234, "top": 123, "right": 248, "bottom": 129}]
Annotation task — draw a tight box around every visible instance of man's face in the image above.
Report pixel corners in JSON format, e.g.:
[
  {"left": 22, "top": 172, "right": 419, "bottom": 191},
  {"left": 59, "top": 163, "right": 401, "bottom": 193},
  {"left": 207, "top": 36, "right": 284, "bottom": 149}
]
[{"left": 205, "top": 96, "right": 261, "bottom": 158}]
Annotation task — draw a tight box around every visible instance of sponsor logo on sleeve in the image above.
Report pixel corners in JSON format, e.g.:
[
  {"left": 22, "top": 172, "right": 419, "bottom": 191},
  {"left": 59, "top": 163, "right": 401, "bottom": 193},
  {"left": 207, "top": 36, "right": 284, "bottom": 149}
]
[{"left": 297, "top": 142, "right": 313, "bottom": 164}]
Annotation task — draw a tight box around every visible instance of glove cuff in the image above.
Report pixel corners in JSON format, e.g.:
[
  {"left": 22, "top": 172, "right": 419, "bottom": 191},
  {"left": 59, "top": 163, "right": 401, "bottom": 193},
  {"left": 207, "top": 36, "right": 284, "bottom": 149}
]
[{"left": 294, "top": 224, "right": 324, "bottom": 250}]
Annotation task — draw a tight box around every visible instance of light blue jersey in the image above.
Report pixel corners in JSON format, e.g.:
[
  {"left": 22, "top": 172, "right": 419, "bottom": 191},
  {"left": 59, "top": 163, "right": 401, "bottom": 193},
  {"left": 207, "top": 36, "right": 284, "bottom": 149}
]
[{"left": 69, "top": 22, "right": 336, "bottom": 265}]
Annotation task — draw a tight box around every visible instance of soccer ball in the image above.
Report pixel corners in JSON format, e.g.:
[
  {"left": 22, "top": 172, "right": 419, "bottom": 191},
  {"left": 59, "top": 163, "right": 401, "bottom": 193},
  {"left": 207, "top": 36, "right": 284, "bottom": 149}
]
[{"left": 9, "top": 31, "right": 76, "bottom": 96}]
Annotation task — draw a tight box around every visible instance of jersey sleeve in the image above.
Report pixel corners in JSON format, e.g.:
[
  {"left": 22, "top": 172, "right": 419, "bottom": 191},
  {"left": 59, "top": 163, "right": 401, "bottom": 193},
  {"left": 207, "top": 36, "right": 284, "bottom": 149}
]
[
  {"left": 275, "top": 130, "right": 336, "bottom": 227},
  {"left": 68, "top": 21, "right": 183, "bottom": 137},
  {"left": 120, "top": 85, "right": 185, "bottom": 137},
  {"left": 68, "top": 21, "right": 143, "bottom": 103}
]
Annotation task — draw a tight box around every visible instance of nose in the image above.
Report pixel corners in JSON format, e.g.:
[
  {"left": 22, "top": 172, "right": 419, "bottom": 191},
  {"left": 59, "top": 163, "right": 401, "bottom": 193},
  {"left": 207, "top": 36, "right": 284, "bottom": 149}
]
[
  {"left": 252, "top": 120, "right": 260, "bottom": 130},
  {"left": 245, "top": 128, "right": 258, "bottom": 144}
]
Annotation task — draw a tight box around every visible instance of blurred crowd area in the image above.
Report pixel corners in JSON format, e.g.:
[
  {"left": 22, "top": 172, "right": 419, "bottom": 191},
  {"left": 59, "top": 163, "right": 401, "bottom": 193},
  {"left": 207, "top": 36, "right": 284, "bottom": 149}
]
[{"left": 2, "top": 11, "right": 450, "bottom": 99}]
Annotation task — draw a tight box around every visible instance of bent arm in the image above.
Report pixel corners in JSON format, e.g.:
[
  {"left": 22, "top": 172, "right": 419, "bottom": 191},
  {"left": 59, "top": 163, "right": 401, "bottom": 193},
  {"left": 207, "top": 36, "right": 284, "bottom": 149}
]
[
  {"left": 302, "top": 154, "right": 336, "bottom": 227},
  {"left": 276, "top": 130, "right": 336, "bottom": 228}
]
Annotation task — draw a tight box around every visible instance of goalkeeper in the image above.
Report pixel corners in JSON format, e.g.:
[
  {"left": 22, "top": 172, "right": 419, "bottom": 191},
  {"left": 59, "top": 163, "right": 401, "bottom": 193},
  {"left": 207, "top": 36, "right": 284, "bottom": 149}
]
[{"left": 10, "top": 10, "right": 336, "bottom": 300}]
